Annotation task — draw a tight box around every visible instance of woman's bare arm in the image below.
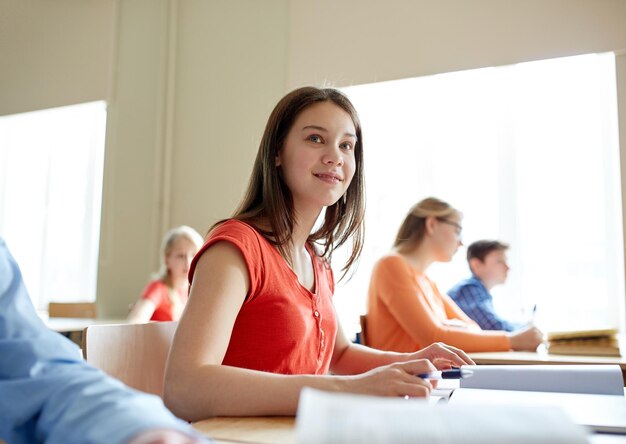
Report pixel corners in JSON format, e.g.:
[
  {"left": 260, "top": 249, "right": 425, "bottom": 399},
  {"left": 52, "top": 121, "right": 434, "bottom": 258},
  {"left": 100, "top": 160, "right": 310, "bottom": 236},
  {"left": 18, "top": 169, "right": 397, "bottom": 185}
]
[
  {"left": 164, "top": 242, "right": 447, "bottom": 421},
  {"left": 127, "top": 299, "right": 157, "bottom": 324},
  {"left": 330, "top": 316, "right": 474, "bottom": 376}
]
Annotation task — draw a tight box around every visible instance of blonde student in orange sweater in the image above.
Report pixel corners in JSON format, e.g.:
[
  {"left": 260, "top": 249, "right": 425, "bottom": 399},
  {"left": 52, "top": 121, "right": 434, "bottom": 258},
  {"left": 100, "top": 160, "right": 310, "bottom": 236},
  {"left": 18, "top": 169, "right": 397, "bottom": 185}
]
[{"left": 367, "top": 197, "right": 543, "bottom": 353}]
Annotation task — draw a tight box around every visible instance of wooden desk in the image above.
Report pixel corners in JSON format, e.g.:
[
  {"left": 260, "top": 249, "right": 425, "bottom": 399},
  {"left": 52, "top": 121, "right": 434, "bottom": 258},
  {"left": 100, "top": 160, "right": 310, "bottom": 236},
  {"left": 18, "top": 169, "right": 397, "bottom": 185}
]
[
  {"left": 469, "top": 349, "right": 626, "bottom": 385},
  {"left": 46, "top": 317, "right": 119, "bottom": 332},
  {"left": 44, "top": 317, "right": 126, "bottom": 346},
  {"left": 192, "top": 417, "right": 295, "bottom": 444},
  {"left": 192, "top": 416, "right": 626, "bottom": 443}
]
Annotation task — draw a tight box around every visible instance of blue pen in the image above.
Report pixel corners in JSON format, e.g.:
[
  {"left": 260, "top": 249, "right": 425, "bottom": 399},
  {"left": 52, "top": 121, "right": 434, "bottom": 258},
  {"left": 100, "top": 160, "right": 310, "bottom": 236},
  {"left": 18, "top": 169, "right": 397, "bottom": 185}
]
[{"left": 417, "top": 368, "right": 474, "bottom": 380}]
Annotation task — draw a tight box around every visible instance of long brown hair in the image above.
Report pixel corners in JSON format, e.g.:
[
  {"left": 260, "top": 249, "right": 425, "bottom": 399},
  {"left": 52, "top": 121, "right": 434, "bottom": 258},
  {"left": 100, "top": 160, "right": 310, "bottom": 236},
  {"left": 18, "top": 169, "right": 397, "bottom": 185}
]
[
  {"left": 394, "top": 197, "right": 460, "bottom": 253},
  {"left": 215, "top": 86, "right": 365, "bottom": 279}
]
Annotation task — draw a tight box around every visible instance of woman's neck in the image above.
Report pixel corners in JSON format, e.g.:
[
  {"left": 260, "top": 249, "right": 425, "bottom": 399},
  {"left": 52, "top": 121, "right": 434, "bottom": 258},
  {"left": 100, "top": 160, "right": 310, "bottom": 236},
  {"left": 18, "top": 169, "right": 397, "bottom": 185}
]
[
  {"left": 164, "top": 275, "right": 187, "bottom": 292},
  {"left": 285, "top": 205, "right": 321, "bottom": 253},
  {"left": 397, "top": 244, "right": 434, "bottom": 274},
  {"left": 284, "top": 220, "right": 316, "bottom": 268}
]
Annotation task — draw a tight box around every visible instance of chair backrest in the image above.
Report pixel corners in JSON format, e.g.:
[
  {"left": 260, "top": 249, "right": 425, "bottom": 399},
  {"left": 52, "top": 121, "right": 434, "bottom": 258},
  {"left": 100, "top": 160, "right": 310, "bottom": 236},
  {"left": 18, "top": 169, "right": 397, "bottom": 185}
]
[
  {"left": 359, "top": 314, "right": 369, "bottom": 346},
  {"left": 49, "top": 302, "right": 97, "bottom": 318},
  {"left": 83, "top": 321, "right": 177, "bottom": 397}
]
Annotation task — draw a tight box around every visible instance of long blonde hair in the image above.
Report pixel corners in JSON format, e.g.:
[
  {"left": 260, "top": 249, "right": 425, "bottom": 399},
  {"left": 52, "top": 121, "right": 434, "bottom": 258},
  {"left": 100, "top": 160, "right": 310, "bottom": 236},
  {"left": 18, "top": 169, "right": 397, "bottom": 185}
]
[
  {"left": 154, "top": 225, "right": 204, "bottom": 283},
  {"left": 394, "top": 197, "right": 461, "bottom": 253}
]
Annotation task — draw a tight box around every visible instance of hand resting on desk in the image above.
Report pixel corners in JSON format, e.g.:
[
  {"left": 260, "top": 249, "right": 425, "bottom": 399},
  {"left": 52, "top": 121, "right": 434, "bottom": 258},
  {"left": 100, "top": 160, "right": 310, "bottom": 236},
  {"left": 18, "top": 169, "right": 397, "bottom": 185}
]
[
  {"left": 508, "top": 325, "right": 544, "bottom": 351},
  {"left": 338, "top": 342, "right": 474, "bottom": 398}
]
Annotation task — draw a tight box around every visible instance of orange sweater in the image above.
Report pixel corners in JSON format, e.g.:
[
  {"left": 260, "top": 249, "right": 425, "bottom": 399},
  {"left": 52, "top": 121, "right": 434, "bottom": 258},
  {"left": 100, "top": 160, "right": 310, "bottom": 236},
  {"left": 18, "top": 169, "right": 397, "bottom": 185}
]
[{"left": 367, "top": 254, "right": 511, "bottom": 353}]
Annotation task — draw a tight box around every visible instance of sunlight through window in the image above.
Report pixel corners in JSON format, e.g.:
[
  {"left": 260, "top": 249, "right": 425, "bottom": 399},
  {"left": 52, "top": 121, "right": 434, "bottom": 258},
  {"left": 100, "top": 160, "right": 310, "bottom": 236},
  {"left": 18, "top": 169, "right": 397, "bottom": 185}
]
[
  {"left": 335, "top": 53, "right": 624, "bottom": 336},
  {"left": 0, "top": 101, "right": 106, "bottom": 309}
]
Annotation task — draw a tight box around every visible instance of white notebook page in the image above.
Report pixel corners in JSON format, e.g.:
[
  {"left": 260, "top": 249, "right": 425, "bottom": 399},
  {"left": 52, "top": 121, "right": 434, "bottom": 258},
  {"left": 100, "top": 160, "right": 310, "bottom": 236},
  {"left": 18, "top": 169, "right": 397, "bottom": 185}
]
[
  {"left": 296, "top": 388, "right": 588, "bottom": 444},
  {"left": 449, "top": 388, "right": 626, "bottom": 434}
]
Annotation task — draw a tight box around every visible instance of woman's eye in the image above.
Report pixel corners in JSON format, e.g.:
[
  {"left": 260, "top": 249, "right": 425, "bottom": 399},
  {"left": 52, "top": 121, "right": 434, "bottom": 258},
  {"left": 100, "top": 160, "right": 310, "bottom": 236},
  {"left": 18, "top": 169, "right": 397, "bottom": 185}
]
[
  {"left": 340, "top": 142, "right": 353, "bottom": 150},
  {"left": 307, "top": 135, "right": 322, "bottom": 143}
]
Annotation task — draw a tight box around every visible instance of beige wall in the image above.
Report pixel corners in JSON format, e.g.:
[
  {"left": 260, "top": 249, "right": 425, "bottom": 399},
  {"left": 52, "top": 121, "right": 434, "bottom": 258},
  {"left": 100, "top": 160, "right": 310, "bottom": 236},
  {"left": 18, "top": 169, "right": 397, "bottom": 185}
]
[
  {"left": 3, "top": 0, "right": 626, "bottom": 317},
  {"left": 0, "top": 0, "right": 116, "bottom": 116},
  {"left": 287, "top": 0, "right": 626, "bottom": 88},
  {"left": 97, "top": 0, "right": 288, "bottom": 317}
]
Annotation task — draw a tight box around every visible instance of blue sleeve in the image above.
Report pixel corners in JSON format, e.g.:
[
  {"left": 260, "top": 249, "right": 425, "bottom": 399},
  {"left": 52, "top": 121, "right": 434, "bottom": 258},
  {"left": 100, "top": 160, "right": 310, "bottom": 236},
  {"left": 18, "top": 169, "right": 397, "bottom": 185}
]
[
  {"left": 0, "top": 238, "right": 206, "bottom": 444},
  {"left": 450, "top": 284, "right": 519, "bottom": 332}
]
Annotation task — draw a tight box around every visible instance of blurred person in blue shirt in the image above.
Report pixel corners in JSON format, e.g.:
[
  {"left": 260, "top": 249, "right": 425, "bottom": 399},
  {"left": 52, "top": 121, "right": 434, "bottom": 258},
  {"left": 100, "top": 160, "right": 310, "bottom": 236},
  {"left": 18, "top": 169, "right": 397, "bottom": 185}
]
[
  {"left": 448, "top": 240, "right": 528, "bottom": 332},
  {"left": 0, "top": 237, "right": 209, "bottom": 444}
]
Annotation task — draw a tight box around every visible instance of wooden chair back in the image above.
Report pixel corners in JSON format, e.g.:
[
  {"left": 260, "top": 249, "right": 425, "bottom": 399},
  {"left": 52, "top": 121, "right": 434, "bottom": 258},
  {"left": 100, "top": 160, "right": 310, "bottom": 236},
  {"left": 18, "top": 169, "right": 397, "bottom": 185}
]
[
  {"left": 83, "top": 321, "right": 177, "bottom": 397},
  {"left": 49, "top": 302, "right": 97, "bottom": 318},
  {"left": 359, "top": 314, "right": 369, "bottom": 346}
]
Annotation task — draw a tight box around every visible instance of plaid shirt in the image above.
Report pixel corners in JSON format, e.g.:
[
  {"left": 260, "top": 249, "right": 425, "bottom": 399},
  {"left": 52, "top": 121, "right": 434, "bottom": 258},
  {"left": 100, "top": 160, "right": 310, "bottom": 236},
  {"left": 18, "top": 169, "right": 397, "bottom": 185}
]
[{"left": 447, "top": 276, "right": 522, "bottom": 332}]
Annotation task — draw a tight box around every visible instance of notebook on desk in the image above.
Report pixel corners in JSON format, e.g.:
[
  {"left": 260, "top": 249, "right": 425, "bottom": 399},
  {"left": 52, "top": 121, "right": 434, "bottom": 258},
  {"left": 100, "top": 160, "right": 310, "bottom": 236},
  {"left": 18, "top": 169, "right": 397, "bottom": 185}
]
[
  {"left": 296, "top": 388, "right": 589, "bottom": 443},
  {"left": 459, "top": 364, "right": 624, "bottom": 395},
  {"left": 546, "top": 327, "right": 621, "bottom": 357},
  {"left": 431, "top": 364, "right": 626, "bottom": 435},
  {"left": 547, "top": 327, "right": 618, "bottom": 341}
]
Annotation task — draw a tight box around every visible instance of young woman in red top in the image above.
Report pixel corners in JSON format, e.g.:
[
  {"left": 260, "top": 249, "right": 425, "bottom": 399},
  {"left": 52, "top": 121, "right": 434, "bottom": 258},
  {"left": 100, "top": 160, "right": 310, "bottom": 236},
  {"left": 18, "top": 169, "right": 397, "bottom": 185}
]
[
  {"left": 164, "top": 87, "right": 473, "bottom": 421},
  {"left": 128, "top": 225, "right": 204, "bottom": 323}
]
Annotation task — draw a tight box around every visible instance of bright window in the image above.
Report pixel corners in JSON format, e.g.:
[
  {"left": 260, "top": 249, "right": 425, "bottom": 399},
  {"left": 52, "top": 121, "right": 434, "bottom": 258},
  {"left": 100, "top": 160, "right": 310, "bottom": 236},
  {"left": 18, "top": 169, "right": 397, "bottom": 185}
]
[
  {"left": 336, "top": 53, "right": 624, "bottom": 336},
  {"left": 0, "top": 101, "right": 106, "bottom": 309}
]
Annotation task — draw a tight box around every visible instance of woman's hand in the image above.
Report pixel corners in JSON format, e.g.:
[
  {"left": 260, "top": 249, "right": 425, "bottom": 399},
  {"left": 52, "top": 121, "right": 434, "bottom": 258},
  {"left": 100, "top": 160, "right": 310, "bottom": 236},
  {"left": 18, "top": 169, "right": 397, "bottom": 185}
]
[
  {"left": 343, "top": 359, "right": 437, "bottom": 398},
  {"left": 408, "top": 342, "right": 474, "bottom": 369},
  {"left": 508, "top": 325, "right": 544, "bottom": 351}
]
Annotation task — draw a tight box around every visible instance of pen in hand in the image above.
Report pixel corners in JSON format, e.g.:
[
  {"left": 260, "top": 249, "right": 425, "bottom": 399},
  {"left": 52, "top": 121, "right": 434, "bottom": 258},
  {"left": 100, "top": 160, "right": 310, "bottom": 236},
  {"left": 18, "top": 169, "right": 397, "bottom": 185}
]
[{"left": 417, "top": 368, "right": 474, "bottom": 380}]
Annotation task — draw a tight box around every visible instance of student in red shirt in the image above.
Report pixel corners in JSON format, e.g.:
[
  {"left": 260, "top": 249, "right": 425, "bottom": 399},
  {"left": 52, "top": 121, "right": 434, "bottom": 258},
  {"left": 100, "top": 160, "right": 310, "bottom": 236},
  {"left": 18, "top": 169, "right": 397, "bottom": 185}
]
[
  {"left": 164, "top": 87, "right": 473, "bottom": 421},
  {"left": 128, "top": 225, "right": 203, "bottom": 323}
]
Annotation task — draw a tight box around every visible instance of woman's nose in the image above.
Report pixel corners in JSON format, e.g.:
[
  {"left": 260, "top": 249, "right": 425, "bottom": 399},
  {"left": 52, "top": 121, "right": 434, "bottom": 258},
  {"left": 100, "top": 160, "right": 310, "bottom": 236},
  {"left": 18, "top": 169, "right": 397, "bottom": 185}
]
[{"left": 323, "top": 146, "right": 344, "bottom": 166}]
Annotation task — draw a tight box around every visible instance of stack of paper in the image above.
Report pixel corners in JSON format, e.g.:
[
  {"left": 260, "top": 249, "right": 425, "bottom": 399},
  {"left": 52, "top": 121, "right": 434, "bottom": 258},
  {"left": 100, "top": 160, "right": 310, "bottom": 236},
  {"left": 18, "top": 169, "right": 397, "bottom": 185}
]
[
  {"left": 295, "top": 388, "right": 589, "bottom": 443},
  {"left": 546, "top": 327, "right": 621, "bottom": 356},
  {"left": 296, "top": 365, "right": 626, "bottom": 442}
]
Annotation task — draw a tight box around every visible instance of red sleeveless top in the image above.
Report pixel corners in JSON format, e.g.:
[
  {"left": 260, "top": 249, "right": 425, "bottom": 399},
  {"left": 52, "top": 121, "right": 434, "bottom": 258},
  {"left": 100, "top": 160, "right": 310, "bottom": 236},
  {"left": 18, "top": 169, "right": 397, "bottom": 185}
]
[{"left": 188, "top": 220, "right": 337, "bottom": 375}]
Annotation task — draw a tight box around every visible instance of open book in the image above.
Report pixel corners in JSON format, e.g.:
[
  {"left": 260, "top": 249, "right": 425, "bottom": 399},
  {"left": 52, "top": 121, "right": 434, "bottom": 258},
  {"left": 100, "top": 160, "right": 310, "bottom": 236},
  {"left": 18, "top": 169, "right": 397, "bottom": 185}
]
[
  {"left": 296, "top": 388, "right": 588, "bottom": 443},
  {"left": 435, "top": 364, "right": 626, "bottom": 434}
]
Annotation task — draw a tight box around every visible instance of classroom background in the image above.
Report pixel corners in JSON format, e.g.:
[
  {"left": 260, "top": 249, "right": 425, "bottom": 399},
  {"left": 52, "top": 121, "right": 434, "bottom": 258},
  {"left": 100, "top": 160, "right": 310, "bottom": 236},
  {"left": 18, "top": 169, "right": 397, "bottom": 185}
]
[{"left": 1, "top": 0, "right": 626, "bottom": 339}]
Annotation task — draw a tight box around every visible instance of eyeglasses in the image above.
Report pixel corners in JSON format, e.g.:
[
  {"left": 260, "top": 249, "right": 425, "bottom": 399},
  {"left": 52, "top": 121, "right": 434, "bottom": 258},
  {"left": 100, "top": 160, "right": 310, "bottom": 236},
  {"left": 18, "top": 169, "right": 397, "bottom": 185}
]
[{"left": 437, "top": 218, "right": 463, "bottom": 237}]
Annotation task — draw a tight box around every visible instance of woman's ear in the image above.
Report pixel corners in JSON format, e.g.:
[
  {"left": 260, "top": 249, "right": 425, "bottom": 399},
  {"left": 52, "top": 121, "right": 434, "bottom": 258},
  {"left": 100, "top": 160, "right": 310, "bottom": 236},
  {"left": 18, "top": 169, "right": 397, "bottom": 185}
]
[
  {"left": 425, "top": 216, "right": 437, "bottom": 235},
  {"left": 275, "top": 150, "right": 282, "bottom": 167}
]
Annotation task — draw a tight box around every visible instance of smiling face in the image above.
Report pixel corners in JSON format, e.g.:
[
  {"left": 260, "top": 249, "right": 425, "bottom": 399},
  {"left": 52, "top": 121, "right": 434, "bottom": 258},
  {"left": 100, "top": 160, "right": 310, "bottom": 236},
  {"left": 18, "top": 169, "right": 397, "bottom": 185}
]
[{"left": 275, "top": 101, "right": 357, "bottom": 217}]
